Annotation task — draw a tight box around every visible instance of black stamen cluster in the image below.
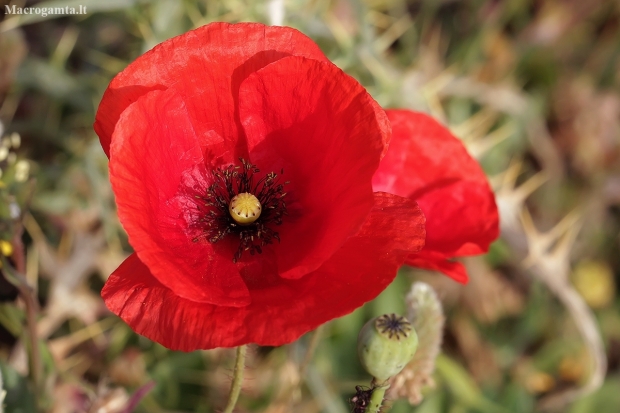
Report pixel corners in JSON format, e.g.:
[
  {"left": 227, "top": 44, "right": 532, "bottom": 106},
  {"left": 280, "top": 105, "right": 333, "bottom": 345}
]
[{"left": 193, "top": 159, "right": 288, "bottom": 262}]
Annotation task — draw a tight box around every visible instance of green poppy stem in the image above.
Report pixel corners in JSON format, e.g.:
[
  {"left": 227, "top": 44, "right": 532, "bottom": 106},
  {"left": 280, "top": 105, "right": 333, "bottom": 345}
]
[
  {"left": 223, "top": 345, "right": 247, "bottom": 413},
  {"left": 368, "top": 382, "right": 390, "bottom": 413}
]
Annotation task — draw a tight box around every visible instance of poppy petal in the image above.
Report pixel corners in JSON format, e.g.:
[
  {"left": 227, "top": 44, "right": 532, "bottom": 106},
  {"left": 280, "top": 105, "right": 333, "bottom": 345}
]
[
  {"left": 102, "top": 193, "right": 425, "bottom": 351},
  {"left": 239, "top": 56, "right": 391, "bottom": 280},
  {"left": 412, "top": 179, "right": 498, "bottom": 256},
  {"left": 405, "top": 251, "right": 469, "bottom": 284},
  {"left": 372, "top": 110, "right": 499, "bottom": 280},
  {"left": 95, "top": 22, "right": 329, "bottom": 159},
  {"left": 109, "top": 88, "right": 250, "bottom": 306}
]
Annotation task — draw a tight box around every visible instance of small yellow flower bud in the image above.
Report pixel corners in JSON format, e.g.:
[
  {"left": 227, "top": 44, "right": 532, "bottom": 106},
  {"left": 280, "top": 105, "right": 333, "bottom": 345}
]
[
  {"left": 572, "top": 260, "right": 615, "bottom": 309},
  {"left": 0, "top": 240, "right": 13, "bottom": 257}
]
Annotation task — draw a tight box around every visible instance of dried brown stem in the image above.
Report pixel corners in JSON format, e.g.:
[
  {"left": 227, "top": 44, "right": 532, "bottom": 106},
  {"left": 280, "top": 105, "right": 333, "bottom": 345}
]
[{"left": 534, "top": 267, "right": 606, "bottom": 411}]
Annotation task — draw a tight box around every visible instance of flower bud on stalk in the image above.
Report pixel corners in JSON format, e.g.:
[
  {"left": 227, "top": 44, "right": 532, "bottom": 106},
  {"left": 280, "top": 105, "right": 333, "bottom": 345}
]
[
  {"left": 356, "top": 314, "right": 418, "bottom": 412},
  {"left": 358, "top": 313, "right": 419, "bottom": 384}
]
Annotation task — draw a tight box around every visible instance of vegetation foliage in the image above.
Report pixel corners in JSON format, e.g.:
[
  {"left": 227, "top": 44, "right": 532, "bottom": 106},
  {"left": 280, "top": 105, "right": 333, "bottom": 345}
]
[{"left": 1, "top": 0, "right": 619, "bottom": 412}]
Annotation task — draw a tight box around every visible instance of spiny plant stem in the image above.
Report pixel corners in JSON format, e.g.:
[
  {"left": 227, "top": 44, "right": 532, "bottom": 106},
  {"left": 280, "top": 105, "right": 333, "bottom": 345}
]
[
  {"left": 369, "top": 382, "right": 390, "bottom": 413},
  {"left": 223, "top": 345, "right": 247, "bottom": 413}
]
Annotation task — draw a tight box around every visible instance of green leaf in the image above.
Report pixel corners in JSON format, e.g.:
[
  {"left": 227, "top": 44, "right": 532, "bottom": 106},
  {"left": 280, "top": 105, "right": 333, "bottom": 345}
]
[
  {"left": 0, "top": 303, "right": 24, "bottom": 337},
  {"left": 569, "top": 377, "right": 620, "bottom": 413},
  {"left": 436, "top": 354, "right": 511, "bottom": 413},
  {"left": 0, "top": 361, "right": 37, "bottom": 413}
]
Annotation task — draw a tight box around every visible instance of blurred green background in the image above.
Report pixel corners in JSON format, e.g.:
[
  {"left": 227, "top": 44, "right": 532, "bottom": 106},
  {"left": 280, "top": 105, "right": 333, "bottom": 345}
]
[{"left": 1, "top": 0, "right": 619, "bottom": 412}]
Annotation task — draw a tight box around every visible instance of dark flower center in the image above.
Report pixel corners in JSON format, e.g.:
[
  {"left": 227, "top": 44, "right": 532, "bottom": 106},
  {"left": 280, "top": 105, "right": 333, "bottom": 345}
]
[
  {"left": 193, "top": 159, "right": 288, "bottom": 263},
  {"left": 375, "top": 314, "right": 413, "bottom": 340}
]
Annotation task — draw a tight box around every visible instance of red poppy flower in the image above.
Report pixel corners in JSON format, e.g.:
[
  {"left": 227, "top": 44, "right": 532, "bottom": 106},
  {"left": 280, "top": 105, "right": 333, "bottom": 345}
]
[
  {"left": 372, "top": 110, "right": 499, "bottom": 283},
  {"left": 95, "top": 23, "right": 426, "bottom": 351}
]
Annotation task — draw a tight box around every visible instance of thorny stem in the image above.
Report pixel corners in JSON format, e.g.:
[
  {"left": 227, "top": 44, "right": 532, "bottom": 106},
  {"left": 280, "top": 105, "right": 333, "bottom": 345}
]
[
  {"left": 222, "top": 345, "right": 247, "bottom": 413},
  {"left": 368, "top": 381, "right": 390, "bottom": 413},
  {"left": 537, "top": 274, "right": 607, "bottom": 410}
]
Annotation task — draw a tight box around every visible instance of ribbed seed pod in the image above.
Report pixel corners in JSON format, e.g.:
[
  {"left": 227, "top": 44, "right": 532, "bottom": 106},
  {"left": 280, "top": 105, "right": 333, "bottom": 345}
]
[{"left": 357, "top": 313, "right": 418, "bottom": 383}]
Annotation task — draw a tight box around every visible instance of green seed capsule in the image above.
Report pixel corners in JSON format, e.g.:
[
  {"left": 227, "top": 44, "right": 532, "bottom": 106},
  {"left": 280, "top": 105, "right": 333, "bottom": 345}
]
[{"left": 357, "top": 313, "right": 418, "bottom": 383}]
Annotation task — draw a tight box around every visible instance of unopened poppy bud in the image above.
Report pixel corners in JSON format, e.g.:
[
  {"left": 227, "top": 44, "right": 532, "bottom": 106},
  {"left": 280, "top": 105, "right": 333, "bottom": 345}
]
[{"left": 357, "top": 313, "right": 418, "bottom": 383}]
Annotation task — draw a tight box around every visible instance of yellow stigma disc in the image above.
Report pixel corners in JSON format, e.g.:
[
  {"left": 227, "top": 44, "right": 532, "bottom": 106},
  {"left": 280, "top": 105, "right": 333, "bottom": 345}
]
[{"left": 229, "top": 193, "right": 262, "bottom": 225}]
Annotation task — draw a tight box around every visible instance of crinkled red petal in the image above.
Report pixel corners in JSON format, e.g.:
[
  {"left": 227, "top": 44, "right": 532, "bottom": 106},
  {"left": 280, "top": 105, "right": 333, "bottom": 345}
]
[
  {"left": 239, "top": 56, "right": 391, "bottom": 279},
  {"left": 373, "top": 110, "right": 499, "bottom": 280},
  {"left": 413, "top": 179, "right": 498, "bottom": 256},
  {"left": 95, "top": 22, "right": 329, "bottom": 159},
  {"left": 109, "top": 88, "right": 249, "bottom": 306},
  {"left": 405, "top": 250, "right": 469, "bottom": 283},
  {"left": 102, "top": 193, "right": 425, "bottom": 351}
]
